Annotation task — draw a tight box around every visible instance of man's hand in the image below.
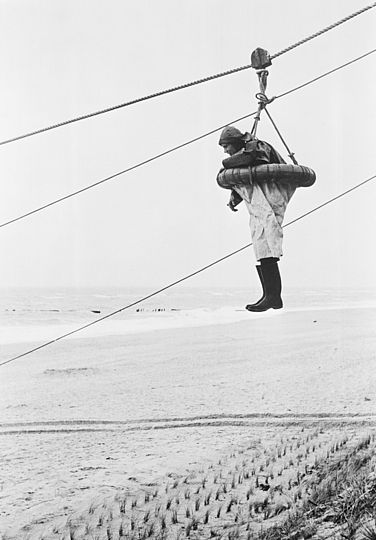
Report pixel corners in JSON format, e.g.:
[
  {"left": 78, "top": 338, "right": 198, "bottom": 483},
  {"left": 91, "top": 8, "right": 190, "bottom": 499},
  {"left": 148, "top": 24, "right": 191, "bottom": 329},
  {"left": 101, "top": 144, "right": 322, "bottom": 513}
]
[
  {"left": 227, "top": 200, "right": 238, "bottom": 212},
  {"left": 227, "top": 190, "right": 242, "bottom": 212}
]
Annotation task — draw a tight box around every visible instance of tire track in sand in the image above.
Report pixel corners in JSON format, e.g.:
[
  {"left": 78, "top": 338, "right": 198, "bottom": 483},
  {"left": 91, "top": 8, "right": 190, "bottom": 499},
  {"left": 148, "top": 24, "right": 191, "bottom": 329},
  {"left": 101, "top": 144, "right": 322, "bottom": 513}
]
[{"left": 1, "top": 412, "right": 375, "bottom": 435}]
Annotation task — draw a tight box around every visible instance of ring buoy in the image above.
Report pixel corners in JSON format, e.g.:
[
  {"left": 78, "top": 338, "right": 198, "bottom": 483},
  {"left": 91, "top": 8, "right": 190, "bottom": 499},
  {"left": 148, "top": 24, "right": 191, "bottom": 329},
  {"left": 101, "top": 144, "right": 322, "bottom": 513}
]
[{"left": 217, "top": 164, "right": 316, "bottom": 189}]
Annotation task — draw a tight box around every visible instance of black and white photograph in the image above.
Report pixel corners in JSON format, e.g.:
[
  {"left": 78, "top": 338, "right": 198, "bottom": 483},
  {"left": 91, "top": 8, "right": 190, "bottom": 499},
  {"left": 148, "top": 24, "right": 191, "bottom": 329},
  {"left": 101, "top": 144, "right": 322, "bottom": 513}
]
[{"left": 1, "top": 1, "right": 376, "bottom": 538}]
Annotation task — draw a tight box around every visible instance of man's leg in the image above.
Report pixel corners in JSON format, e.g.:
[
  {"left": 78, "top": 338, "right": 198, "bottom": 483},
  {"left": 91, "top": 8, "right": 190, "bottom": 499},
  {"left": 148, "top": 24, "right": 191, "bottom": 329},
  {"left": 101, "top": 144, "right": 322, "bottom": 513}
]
[{"left": 246, "top": 257, "right": 283, "bottom": 312}]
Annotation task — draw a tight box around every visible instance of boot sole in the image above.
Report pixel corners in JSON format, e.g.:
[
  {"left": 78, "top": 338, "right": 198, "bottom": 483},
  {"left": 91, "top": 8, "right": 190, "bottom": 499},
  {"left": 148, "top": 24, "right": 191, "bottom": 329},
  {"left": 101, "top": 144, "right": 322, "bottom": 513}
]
[{"left": 245, "top": 302, "right": 283, "bottom": 312}]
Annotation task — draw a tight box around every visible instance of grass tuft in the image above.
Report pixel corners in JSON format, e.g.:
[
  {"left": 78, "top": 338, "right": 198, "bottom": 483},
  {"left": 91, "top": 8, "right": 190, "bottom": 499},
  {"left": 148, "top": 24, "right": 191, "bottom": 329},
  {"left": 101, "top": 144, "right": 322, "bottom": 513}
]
[
  {"left": 361, "top": 523, "right": 376, "bottom": 540},
  {"left": 172, "top": 509, "right": 178, "bottom": 525}
]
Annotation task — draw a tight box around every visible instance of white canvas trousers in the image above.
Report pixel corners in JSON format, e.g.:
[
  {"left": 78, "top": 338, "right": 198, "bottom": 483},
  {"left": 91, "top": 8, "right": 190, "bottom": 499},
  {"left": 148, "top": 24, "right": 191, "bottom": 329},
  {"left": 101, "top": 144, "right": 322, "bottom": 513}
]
[{"left": 233, "top": 180, "right": 296, "bottom": 261}]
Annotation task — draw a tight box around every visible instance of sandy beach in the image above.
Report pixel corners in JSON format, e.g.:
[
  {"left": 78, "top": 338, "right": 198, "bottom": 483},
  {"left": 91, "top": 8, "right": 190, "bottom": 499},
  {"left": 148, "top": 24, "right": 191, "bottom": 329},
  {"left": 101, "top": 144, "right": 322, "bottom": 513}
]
[{"left": 1, "top": 302, "right": 376, "bottom": 538}]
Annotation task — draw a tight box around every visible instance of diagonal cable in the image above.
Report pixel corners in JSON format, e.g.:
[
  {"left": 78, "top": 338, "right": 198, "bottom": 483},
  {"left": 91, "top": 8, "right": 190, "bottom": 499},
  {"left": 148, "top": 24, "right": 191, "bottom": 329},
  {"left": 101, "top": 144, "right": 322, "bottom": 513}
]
[
  {"left": 1, "top": 47, "right": 375, "bottom": 230},
  {"left": 1, "top": 172, "right": 375, "bottom": 368},
  {"left": 0, "top": 112, "right": 256, "bottom": 229},
  {"left": 0, "top": 64, "right": 251, "bottom": 147},
  {"left": 0, "top": 2, "right": 375, "bottom": 147},
  {"left": 275, "top": 47, "right": 376, "bottom": 100},
  {"left": 271, "top": 1, "right": 376, "bottom": 59}
]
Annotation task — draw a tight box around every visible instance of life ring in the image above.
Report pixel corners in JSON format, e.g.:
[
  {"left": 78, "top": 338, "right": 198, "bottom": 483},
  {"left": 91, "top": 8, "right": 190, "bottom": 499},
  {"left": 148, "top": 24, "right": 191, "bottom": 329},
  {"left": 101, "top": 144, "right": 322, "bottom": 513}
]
[{"left": 217, "top": 163, "right": 316, "bottom": 189}]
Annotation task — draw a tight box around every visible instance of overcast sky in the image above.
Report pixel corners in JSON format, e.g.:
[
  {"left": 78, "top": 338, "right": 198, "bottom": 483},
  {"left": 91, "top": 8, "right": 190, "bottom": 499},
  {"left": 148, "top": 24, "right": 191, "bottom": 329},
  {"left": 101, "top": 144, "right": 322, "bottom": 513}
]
[{"left": 0, "top": 0, "right": 375, "bottom": 289}]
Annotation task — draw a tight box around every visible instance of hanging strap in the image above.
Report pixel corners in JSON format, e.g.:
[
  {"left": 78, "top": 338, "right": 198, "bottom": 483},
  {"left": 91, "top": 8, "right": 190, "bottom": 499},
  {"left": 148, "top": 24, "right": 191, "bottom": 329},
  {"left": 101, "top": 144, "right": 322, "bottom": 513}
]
[
  {"left": 250, "top": 70, "right": 269, "bottom": 138},
  {"left": 250, "top": 48, "right": 298, "bottom": 164},
  {"left": 262, "top": 102, "right": 298, "bottom": 165}
]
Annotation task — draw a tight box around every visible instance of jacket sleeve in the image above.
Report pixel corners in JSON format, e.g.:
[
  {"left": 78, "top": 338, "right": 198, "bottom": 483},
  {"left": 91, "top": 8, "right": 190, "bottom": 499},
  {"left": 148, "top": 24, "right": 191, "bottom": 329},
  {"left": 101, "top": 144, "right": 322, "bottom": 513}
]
[
  {"left": 222, "top": 140, "right": 286, "bottom": 169},
  {"left": 222, "top": 150, "right": 254, "bottom": 169}
]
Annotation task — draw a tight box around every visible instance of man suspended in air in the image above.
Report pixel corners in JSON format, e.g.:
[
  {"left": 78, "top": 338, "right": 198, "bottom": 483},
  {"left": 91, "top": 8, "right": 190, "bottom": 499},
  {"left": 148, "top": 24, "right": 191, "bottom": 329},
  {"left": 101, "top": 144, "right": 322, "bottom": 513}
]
[{"left": 217, "top": 126, "right": 296, "bottom": 312}]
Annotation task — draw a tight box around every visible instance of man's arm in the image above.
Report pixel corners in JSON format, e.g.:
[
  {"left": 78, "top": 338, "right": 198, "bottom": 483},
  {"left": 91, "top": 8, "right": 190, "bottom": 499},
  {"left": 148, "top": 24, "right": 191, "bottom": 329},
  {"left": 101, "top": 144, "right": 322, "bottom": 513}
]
[
  {"left": 222, "top": 140, "right": 286, "bottom": 169},
  {"left": 222, "top": 145, "right": 257, "bottom": 169}
]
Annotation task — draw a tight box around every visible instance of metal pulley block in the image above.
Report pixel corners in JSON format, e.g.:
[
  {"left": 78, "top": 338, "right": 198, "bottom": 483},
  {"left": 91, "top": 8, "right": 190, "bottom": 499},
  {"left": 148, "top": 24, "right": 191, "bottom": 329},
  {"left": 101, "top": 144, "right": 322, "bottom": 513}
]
[{"left": 251, "top": 48, "right": 272, "bottom": 69}]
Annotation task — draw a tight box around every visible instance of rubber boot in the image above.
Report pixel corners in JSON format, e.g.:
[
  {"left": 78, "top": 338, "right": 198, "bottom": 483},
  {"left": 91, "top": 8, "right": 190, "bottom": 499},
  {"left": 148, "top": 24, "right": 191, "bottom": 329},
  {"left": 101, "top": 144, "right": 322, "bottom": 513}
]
[
  {"left": 244, "top": 265, "right": 266, "bottom": 310},
  {"left": 245, "top": 261, "right": 283, "bottom": 312}
]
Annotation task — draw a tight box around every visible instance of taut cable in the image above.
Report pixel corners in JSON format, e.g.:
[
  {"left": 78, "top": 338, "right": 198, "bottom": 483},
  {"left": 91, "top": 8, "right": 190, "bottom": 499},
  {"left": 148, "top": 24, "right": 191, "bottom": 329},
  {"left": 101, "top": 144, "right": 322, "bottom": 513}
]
[
  {"left": 0, "top": 3, "right": 375, "bottom": 146},
  {"left": 1, "top": 173, "right": 375, "bottom": 368}
]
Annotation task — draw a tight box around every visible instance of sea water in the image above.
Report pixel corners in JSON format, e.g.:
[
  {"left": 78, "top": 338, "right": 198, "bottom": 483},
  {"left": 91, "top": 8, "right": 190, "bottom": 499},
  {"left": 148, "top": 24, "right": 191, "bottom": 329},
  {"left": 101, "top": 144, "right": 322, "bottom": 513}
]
[{"left": 0, "top": 286, "right": 376, "bottom": 347}]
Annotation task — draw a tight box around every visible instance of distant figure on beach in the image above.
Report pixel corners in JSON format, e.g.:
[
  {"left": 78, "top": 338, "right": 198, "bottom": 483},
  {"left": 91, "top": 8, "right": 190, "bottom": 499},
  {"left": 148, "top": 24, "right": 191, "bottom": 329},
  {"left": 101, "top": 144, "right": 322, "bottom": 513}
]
[{"left": 218, "top": 126, "right": 296, "bottom": 312}]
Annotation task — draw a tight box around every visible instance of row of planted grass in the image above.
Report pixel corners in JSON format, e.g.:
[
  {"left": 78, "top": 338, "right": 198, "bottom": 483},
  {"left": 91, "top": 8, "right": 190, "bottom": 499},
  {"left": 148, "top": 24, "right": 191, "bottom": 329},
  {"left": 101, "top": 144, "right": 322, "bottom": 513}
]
[{"left": 11, "top": 424, "right": 376, "bottom": 540}]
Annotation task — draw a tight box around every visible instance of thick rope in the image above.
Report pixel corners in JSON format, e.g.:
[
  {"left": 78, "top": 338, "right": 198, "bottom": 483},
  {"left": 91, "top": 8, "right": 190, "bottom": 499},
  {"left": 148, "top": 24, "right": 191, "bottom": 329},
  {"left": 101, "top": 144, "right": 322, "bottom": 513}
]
[
  {"left": 0, "top": 2, "right": 375, "bottom": 147},
  {"left": 1, "top": 47, "right": 375, "bottom": 230},
  {"left": 0, "top": 65, "right": 251, "bottom": 147},
  {"left": 1, "top": 173, "right": 375, "bottom": 368},
  {"left": 271, "top": 2, "right": 376, "bottom": 60}
]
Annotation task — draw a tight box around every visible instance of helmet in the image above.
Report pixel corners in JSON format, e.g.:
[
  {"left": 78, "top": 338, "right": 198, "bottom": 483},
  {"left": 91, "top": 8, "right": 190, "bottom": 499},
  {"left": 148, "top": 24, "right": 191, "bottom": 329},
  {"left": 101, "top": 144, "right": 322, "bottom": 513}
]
[{"left": 218, "top": 126, "right": 245, "bottom": 145}]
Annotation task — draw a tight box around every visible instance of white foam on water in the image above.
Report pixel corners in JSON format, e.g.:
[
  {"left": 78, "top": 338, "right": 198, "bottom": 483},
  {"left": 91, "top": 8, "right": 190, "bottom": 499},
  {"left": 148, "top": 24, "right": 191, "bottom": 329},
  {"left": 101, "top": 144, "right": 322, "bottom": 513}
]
[{"left": 1, "top": 302, "right": 376, "bottom": 345}]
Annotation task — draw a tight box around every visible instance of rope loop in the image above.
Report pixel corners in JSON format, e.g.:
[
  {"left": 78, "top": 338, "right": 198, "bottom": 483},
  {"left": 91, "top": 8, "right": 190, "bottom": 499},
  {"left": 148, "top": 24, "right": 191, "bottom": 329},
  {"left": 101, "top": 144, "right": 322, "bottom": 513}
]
[
  {"left": 1, "top": 48, "right": 375, "bottom": 230},
  {"left": 255, "top": 93, "right": 276, "bottom": 105}
]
